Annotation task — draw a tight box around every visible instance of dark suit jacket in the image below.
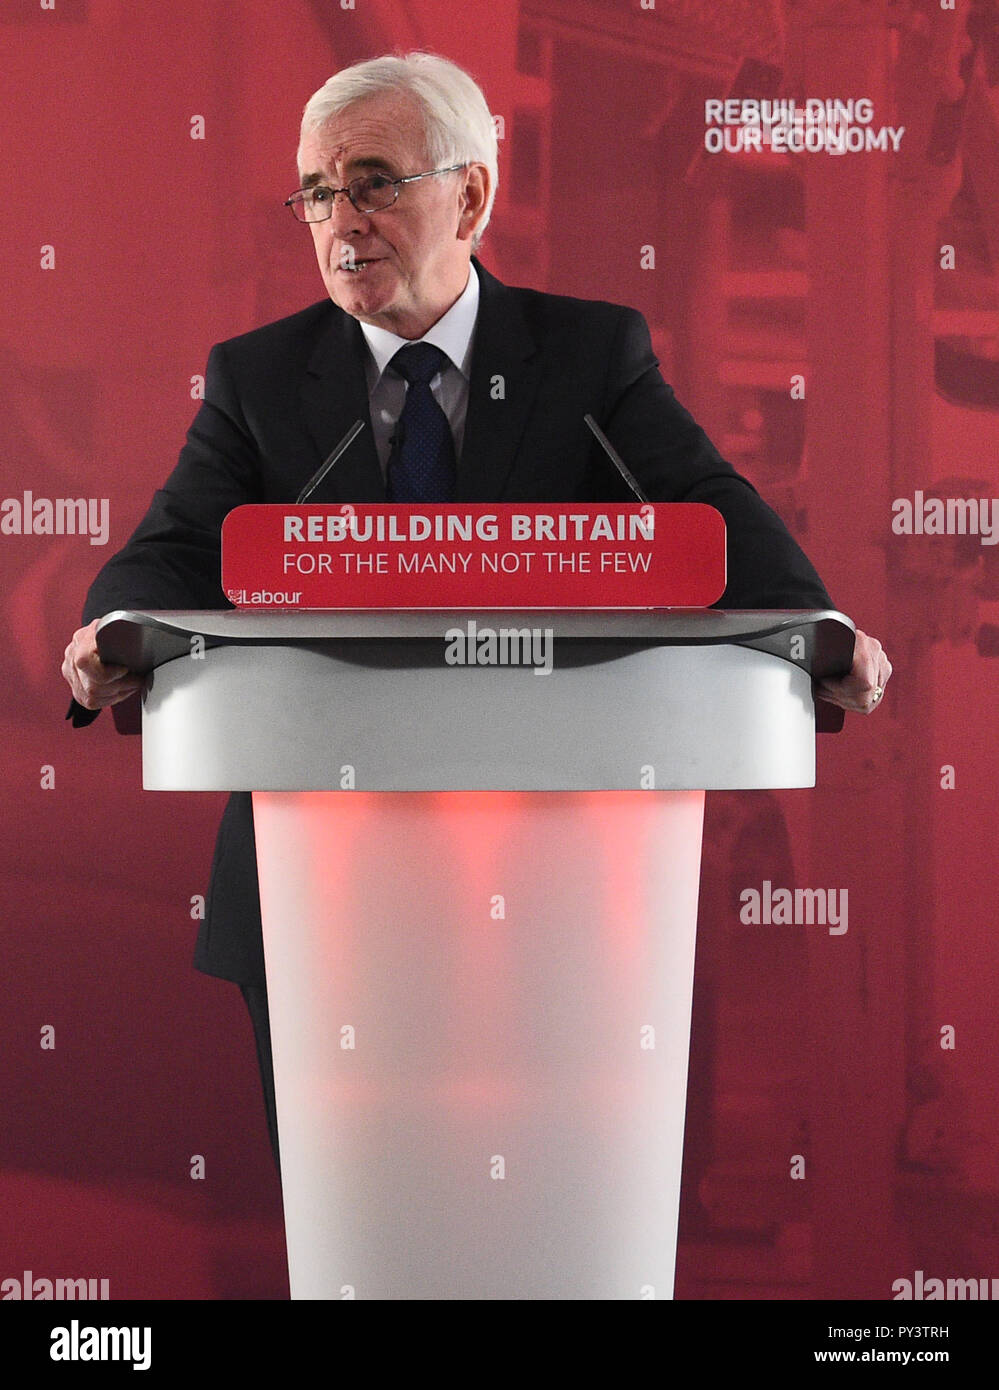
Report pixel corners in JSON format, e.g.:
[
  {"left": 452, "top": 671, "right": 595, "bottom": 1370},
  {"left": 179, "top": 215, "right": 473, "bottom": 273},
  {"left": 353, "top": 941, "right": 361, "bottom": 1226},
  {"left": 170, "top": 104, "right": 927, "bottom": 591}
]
[{"left": 74, "top": 259, "right": 833, "bottom": 985}]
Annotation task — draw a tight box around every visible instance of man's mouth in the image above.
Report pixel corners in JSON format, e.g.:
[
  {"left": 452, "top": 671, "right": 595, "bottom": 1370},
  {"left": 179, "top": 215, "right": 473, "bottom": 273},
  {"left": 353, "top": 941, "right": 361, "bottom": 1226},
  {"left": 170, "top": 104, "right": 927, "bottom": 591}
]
[{"left": 342, "top": 259, "right": 378, "bottom": 273}]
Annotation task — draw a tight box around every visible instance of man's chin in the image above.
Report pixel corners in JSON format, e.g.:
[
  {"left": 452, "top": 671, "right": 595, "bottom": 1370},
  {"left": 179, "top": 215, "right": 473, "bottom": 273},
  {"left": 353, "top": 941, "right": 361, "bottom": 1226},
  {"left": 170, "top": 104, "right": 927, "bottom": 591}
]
[{"left": 327, "top": 268, "right": 398, "bottom": 323}]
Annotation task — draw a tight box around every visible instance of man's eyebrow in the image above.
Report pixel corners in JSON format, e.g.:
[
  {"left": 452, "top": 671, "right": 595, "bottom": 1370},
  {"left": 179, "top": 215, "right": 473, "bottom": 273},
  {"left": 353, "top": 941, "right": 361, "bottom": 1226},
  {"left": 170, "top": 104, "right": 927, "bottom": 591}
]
[{"left": 299, "top": 156, "right": 398, "bottom": 187}]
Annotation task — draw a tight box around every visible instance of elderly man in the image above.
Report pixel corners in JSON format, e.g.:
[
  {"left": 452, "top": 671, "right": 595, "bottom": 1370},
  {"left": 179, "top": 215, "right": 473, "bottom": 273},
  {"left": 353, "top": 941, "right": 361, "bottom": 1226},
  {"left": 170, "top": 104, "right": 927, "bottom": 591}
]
[{"left": 62, "top": 53, "right": 891, "bottom": 1161}]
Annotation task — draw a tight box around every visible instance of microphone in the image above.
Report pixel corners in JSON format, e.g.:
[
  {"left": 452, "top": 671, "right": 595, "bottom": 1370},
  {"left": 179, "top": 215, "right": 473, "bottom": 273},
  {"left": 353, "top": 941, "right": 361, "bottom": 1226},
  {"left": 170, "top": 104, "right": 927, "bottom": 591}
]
[
  {"left": 584, "top": 413, "right": 650, "bottom": 504},
  {"left": 296, "top": 419, "right": 366, "bottom": 503}
]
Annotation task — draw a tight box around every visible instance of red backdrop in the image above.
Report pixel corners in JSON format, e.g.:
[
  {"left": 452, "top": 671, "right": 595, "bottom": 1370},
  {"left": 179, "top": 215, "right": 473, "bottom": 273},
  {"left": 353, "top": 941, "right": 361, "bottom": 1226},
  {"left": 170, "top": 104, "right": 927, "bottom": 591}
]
[{"left": 3, "top": 0, "right": 998, "bottom": 1303}]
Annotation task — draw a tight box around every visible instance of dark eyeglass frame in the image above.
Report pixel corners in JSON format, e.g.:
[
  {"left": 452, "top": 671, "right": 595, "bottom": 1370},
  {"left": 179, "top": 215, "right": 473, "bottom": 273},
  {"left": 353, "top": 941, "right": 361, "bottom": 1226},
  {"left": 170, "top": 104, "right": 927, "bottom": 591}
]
[{"left": 285, "top": 163, "right": 467, "bottom": 221}]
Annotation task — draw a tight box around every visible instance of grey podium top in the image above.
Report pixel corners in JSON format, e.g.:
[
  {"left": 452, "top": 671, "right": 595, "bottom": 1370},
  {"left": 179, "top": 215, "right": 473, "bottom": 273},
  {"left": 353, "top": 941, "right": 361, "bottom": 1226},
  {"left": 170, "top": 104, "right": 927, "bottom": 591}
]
[
  {"left": 97, "top": 608, "right": 854, "bottom": 676},
  {"left": 97, "top": 609, "right": 855, "bottom": 792}
]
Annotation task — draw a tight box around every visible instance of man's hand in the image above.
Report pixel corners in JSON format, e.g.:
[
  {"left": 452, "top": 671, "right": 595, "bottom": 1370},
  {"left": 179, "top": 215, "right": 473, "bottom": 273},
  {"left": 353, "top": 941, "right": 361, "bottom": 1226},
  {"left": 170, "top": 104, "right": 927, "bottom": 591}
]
[
  {"left": 62, "top": 618, "right": 145, "bottom": 710},
  {"left": 815, "top": 628, "right": 891, "bottom": 714}
]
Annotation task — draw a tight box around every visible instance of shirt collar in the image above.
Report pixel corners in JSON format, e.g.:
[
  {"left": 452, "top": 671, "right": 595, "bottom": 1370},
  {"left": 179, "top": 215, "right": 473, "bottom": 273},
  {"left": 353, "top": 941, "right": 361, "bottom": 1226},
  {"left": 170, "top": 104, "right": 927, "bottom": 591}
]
[{"left": 359, "top": 262, "right": 480, "bottom": 382}]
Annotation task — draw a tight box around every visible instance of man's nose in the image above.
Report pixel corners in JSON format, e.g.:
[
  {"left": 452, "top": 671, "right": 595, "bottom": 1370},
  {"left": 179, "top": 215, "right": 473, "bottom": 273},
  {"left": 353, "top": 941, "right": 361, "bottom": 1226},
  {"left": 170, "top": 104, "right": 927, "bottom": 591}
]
[{"left": 327, "top": 188, "right": 369, "bottom": 237}]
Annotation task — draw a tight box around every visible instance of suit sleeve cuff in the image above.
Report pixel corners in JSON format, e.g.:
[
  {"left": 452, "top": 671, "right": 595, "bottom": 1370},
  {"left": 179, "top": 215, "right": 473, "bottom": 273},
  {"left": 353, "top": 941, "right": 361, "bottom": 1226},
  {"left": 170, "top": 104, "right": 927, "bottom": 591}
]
[{"left": 66, "top": 699, "right": 102, "bottom": 728}]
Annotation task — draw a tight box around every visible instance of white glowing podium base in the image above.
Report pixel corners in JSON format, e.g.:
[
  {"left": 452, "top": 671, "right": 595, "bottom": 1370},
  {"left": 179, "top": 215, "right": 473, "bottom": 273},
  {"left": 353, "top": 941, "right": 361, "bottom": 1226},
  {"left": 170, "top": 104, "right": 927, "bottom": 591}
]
[
  {"left": 253, "top": 789, "right": 703, "bottom": 1301},
  {"left": 98, "top": 608, "right": 854, "bottom": 1301}
]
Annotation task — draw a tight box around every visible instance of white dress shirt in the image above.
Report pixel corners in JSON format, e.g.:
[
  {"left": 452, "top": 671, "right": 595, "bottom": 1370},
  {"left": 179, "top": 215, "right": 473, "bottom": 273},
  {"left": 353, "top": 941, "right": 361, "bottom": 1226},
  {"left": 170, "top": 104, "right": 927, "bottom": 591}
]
[{"left": 359, "top": 262, "right": 480, "bottom": 477}]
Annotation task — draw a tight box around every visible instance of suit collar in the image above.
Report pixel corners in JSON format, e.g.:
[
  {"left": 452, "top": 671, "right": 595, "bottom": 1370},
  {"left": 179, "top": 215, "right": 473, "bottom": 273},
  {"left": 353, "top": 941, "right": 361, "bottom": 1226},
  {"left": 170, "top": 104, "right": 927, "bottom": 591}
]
[{"left": 359, "top": 262, "right": 480, "bottom": 381}]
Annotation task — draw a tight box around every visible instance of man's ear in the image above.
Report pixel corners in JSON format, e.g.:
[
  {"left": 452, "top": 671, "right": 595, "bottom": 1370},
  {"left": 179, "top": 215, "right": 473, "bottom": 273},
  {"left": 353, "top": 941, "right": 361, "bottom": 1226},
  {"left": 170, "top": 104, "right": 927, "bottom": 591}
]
[{"left": 456, "top": 164, "right": 491, "bottom": 243}]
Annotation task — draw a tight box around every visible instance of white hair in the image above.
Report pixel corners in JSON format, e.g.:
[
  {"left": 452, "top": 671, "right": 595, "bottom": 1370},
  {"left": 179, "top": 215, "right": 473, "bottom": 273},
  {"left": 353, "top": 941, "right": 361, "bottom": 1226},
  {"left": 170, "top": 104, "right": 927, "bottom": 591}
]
[{"left": 300, "top": 52, "right": 498, "bottom": 246}]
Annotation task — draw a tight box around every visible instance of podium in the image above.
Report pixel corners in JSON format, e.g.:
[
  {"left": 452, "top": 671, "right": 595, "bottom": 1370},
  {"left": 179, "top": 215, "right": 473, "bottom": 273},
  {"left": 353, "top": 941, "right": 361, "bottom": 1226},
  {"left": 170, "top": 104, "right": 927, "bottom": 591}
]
[{"left": 99, "top": 607, "right": 854, "bottom": 1300}]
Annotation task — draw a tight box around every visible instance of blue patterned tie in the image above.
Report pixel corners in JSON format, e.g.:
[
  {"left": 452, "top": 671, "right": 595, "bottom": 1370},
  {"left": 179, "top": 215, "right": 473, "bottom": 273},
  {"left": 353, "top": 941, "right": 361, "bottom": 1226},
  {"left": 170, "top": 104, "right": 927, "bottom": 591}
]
[{"left": 386, "top": 343, "right": 456, "bottom": 503}]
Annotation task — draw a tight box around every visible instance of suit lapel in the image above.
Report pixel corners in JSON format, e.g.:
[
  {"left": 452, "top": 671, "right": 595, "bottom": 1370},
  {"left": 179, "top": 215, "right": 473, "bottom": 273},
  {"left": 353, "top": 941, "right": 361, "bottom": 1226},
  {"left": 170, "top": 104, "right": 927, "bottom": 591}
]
[
  {"left": 456, "top": 260, "right": 540, "bottom": 502},
  {"left": 299, "top": 308, "right": 385, "bottom": 502}
]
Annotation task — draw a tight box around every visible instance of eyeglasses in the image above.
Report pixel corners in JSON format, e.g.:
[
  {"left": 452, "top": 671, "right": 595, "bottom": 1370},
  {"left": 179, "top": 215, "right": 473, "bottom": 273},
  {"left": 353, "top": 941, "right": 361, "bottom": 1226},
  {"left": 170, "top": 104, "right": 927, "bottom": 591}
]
[{"left": 285, "top": 164, "right": 467, "bottom": 222}]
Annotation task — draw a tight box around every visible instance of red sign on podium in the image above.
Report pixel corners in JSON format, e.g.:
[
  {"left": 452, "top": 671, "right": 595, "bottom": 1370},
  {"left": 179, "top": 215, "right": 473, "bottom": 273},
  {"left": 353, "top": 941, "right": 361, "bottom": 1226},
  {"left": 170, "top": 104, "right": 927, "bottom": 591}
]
[{"left": 221, "top": 503, "right": 725, "bottom": 609}]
